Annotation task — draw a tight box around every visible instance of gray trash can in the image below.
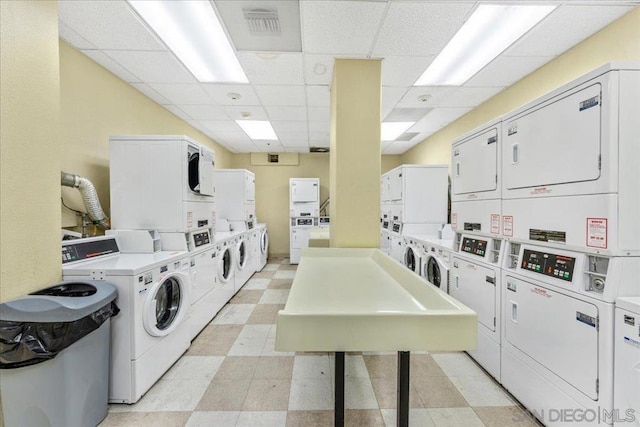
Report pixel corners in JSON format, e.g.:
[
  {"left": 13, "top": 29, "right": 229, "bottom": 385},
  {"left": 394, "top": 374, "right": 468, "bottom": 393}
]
[{"left": 0, "top": 281, "right": 119, "bottom": 427}]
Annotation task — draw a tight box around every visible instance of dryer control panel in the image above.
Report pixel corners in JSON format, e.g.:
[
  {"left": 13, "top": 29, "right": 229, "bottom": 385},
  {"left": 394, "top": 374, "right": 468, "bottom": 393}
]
[
  {"left": 461, "top": 237, "right": 487, "bottom": 257},
  {"left": 521, "top": 249, "right": 576, "bottom": 282}
]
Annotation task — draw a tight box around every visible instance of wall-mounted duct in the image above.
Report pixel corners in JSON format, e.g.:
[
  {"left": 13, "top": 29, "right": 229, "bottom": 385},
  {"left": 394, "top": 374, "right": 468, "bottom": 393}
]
[{"left": 60, "top": 171, "right": 110, "bottom": 229}]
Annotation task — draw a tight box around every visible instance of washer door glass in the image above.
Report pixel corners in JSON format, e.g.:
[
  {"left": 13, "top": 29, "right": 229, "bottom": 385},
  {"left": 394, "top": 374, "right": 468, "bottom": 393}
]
[
  {"left": 222, "top": 248, "right": 232, "bottom": 280},
  {"left": 426, "top": 257, "right": 441, "bottom": 288},
  {"left": 405, "top": 247, "right": 416, "bottom": 272},
  {"left": 143, "top": 273, "right": 187, "bottom": 337},
  {"left": 260, "top": 231, "right": 269, "bottom": 254},
  {"left": 238, "top": 241, "right": 247, "bottom": 268}
]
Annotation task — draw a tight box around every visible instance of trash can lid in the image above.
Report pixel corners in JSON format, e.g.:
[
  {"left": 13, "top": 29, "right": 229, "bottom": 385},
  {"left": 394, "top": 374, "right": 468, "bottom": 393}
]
[{"left": 0, "top": 280, "right": 117, "bottom": 322}]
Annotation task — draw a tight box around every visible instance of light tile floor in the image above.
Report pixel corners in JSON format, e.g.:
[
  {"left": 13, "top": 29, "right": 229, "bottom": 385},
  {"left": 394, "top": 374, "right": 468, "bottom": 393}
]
[{"left": 100, "top": 257, "right": 542, "bottom": 427}]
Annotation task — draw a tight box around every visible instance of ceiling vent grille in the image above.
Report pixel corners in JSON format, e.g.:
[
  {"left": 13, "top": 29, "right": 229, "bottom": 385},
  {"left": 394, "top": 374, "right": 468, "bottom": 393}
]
[{"left": 243, "top": 8, "right": 281, "bottom": 34}]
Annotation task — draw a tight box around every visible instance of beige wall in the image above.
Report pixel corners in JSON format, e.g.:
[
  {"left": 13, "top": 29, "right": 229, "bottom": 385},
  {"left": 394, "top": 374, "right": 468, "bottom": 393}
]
[
  {"left": 60, "top": 41, "right": 233, "bottom": 229},
  {"left": 231, "top": 153, "right": 402, "bottom": 255},
  {"left": 402, "top": 7, "right": 640, "bottom": 166},
  {"left": 1, "top": 1, "right": 61, "bottom": 302}
]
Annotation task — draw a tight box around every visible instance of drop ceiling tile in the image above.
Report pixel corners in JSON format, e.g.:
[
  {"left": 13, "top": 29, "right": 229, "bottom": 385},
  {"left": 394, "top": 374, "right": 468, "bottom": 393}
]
[
  {"left": 278, "top": 133, "right": 309, "bottom": 146},
  {"left": 384, "top": 107, "right": 432, "bottom": 122},
  {"left": 221, "top": 105, "right": 269, "bottom": 121},
  {"left": 162, "top": 105, "right": 191, "bottom": 122},
  {"left": 439, "top": 86, "right": 504, "bottom": 108},
  {"left": 372, "top": 2, "right": 475, "bottom": 56},
  {"left": 409, "top": 108, "right": 472, "bottom": 133},
  {"left": 202, "top": 84, "right": 261, "bottom": 106},
  {"left": 229, "top": 142, "right": 258, "bottom": 153},
  {"left": 147, "top": 83, "right": 213, "bottom": 105},
  {"left": 177, "top": 104, "right": 228, "bottom": 121},
  {"left": 254, "top": 85, "right": 307, "bottom": 106},
  {"left": 272, "top": 121, "right": 308, "bottom": 133},
  {"left": 200, "top": 120, "right": 242, "bottom": 132},
  {"left": 310, "top": 139, "right": 330, "bottom": 148},
  {"left": 301, "top": 0, "right": 387, "bottom": 54},
  {"left": 309, "top": 131, "right": 329, "bottom": 144},
  {"left": 58, "top": 0, "right": 165, "bottom": 50},
  {"left": 212, "top": 131, "right": 253, "bottom": 144},
  {"left": 505, "top": 5, "right": 635, "bottom": 57},
  {"left": 382, "top": 86, "right": 410, "bottom": 111},
  {"left": 306, "top": 85, "right": 331, "bottom": 107},
  {"left": 307, "top": 107, "right": 330, "bottom": 122},
  {"left": 253, "top": 140, "right": 284, "bottom": 152},
  {"left": 381, "top": 141, "right": 394, "bottom": 152},
  {"left": 396, "top": 86, "right": 457, "bottom": 108},
  {"left": 303, "top": 54, "right": 335, "bottom": 85},
  {"left": 104, "top": 50, "right": 195, "bottom": 84},
  {"left": 382, "top": 141, "right": 417, "bottom": 155},
  {"left": 265, "top": 106, "right": 308, "bottom": 121},
  {"left": 382, "top": 56, "right": 434, "bottom": 87},
  {"left": 59, "top": 22, "right": 96, "bottom": 49},
  {"left": 131, "top": 83, "right": 170, "bottom": 105},
  {"left": 81, "top": 50, "right": 141, "bottom": 83},
  {"left": 465, "top": 56, "right": 554, "bottom": 88},
  {"left": 308, "top": 121, "right": 329, "bottom": 132},
  {"left": 283, "top": 146, "right": 310, "bottom": 153},
  {"left": 237, "top": 52, "right": 304, "bottom": 85}
]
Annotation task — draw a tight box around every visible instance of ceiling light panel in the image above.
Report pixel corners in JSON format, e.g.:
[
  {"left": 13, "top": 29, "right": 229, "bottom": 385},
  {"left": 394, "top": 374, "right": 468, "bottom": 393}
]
[
  {"left": 105, "top": 50, "right": 195, "bottom": 83},
  {"left": 215, "top": 1, "right": 302, "bottom": 52},
  {"left": 128, "top": 0, "right": 248, "bottom": 83},
  {"left": 415, "top": 4, "right": 556, "bottom": 86},
  {"left": 237, "top": 120, "right": 279, "bottom": 140},
  {"left": 381, "top": 122, "right": 415, "bottom": 141}
]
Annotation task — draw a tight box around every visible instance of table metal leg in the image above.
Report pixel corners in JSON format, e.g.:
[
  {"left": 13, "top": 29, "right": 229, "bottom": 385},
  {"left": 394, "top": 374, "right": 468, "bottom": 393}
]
[
  {"left": 335, "top": 352, "right": 345, "bottom": 427},
  {"left": 397, "top": 351, "right": 410, "bottom": 427}
]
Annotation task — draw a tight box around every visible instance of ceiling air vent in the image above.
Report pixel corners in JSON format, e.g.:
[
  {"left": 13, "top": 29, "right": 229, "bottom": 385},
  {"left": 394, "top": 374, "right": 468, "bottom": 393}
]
[
  {"left": 243, "top": 8, "right": 281, "bottom": 34},
  {"left": 396, "top": 132, "right": 419, "bottom": 142},
  {"left": 310, "top": 147, "right": 329, "bottom": 153}
]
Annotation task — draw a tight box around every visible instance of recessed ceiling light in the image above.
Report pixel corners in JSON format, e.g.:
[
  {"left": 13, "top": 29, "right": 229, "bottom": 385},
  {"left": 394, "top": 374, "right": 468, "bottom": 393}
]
[
  {"left": 417, "top": 95, "right": 431, "bottom": 103},
  {"left": 381, "top": 122, "right": 415, "bottom": 141},
  {"left": 128, "top": 0, "right": 248, "bottom": 83},
  {"left": 227, "top": 92, "right": 242, "bottom": 101},
  {"left": 415, "top": 4, "right": 556, "bottom": 86},
  {"left": 241, "top": 111, "right": 252, "bottom": 118},
  {"left": 236, "top": 120, "right": 278, "bottom": 140},
  {"left": 313, "top": 63, "right": 328, "bottom": 75}
]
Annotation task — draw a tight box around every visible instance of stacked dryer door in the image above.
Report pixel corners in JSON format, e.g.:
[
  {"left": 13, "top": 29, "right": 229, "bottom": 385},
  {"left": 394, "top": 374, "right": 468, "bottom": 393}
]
[
  {"left": 215, "top": 169, "right": 256, "bottom": 223},
  {"left": 110, "top": 135, "right": 216, "bottom": 233}
]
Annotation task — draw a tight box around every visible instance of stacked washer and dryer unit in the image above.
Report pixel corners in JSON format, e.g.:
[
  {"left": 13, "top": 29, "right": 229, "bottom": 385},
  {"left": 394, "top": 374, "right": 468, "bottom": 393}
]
[
  {"left": 214, "top": 169, "right": 262, "bottom": 288},
  {"left": 447, "top": 63, "right": 640, "bottom": 426},
  {"left": 379, "top": 165, "right": 448, "bottom": 276},
  {"left": 63, "top": 135, "right": 219, "bottom": 404},
  {"left": 289, "top": 178, "right": 320, "bottom": 264},
  {"left": 498, "top": 63, "right": 640, "bottom": 426}
]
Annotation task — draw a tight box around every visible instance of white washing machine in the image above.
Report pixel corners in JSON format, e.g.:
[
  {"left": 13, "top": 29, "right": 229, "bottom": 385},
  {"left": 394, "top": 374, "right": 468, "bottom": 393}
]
[
  {"left": 403, "top": 236, "right": 423, "bottom": 275},
  {"left": 62, "top": 237, "right": 191, "bottom": 404},
  {"left": 500, "top": 242, "right": 640, "bottom": 427},
  {"left": 256, "top": 224, "right": 269, "bottom": 271},
  {"left": 614, "top": 297, "right": 640, "bottom": 426},
  {"left": 215, "top": 232, "right": 237, "bottom": 294},
  {"left": 418, "top": 237, "right": 453, "bottom": 293},
  {"left": 233, "top": 230, "right": 253, "bottom": 290},
  {"left": 110, "top": 135, "right": 216, "bottom": 233},
  {"left": 450, "top": 233, "right": 504, "bottom": 381},
  {"left": 389, "top": 222, "right": 441, "bottom": 266},
  {"left": 290, "top": 217, "right": 317, "bottom": 264}
]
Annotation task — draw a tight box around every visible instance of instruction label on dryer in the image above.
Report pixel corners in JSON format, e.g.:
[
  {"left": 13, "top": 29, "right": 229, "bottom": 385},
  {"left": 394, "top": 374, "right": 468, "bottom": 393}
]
[
  {"left": 503, "top": 215, "right": 513, "bottom": 237},
  {"left": 586, "top": 218, "right": 608, "bottom": 249},
  {"left": 490, "top": 214, "right": 500, "bottom": 234},
  {"left": 451, "top": 213, "right": 457, "bottom": 230}
]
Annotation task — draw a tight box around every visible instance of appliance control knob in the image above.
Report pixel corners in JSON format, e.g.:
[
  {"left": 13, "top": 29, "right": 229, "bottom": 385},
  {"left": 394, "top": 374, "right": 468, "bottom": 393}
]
[{"left": 592, "top": 278, "right": 606, "bottom": 292}]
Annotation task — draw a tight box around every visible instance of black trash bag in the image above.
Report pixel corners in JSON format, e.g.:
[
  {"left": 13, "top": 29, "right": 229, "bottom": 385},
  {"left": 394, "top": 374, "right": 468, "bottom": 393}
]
[{"left": 0, "top": 301, "right": 119, "bottom": 369}]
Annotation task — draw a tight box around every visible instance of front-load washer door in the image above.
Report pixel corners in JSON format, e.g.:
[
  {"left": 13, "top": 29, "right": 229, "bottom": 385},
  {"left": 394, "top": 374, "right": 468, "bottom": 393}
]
[
  {"left": 424, "top": 255, "right": 443, "bottom": 289},
  {"left": 143, "top": 272, "right": 189, "bottom": 337},
  {"left": 404, "top": 247, "right": 417, "bottom": 273},
  {"left": 237, "top": 240, "right": 247, "bottom": 270},
  {"left": 218, "top": 247, "right": 233, "bottom": 283},
  {"left": 260, "top": 230, "right": 269, "bottom": 255}
]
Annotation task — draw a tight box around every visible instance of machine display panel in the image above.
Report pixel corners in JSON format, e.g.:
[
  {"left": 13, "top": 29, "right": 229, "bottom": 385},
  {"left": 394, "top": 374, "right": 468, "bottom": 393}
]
[
  {"left": 461, "top": 237, "right": 487, "bottom": 257},
  {"left": 62, "top": 238, "right": 119, "bottom": 264},
  {"left": 521, "top": 249, "right": 575, "bottom": 282},
  {"left": 193, "top": 231, "right": 211, "bottom": 248}
]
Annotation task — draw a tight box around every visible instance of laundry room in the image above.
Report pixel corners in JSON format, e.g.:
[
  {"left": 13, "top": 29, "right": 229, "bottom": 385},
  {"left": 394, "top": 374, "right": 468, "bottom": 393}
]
[{"left": 1, "top": 1, "right": 639, "bottom": 427}]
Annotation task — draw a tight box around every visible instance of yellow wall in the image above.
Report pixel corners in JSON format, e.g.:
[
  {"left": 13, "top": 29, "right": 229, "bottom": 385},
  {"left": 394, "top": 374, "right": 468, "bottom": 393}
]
[
  {"left": 1, "top": 1, "right": 61, "bottom": 302},
  {"left": 402, "top": 7, "right": 640, "bottom": 165},
  {"left": 60, "top": 41, "right": 233, "bottom": 229},
  {"left": 231, "top": 153, "right": 401, "bottom": 255}
]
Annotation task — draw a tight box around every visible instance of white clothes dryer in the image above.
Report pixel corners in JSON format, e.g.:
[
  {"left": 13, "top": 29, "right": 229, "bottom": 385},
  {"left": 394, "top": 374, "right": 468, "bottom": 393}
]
[
  {"left": 614, "top": 297, "right": 640, "bottom": 425},
  {"left": 62, "top": 237, "right": 191, "bottom": 404},
  {"left": 186, "top": 245, "right": 219, "bottom": 340}
]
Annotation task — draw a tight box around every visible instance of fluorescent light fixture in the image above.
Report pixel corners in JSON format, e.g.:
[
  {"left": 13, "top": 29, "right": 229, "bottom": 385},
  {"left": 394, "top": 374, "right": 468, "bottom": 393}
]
[
  {"left": 381, "top": 122, "right": 415, "bottom": 141},
  {"left": 128, "top": 1, "right": 248, "bottom": 83},
  {"left": 415, "top": 4, "right": 556, "bottom": 86},
  {"left": 236, "top": 120, "right": 278, "bottom": 140}
]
